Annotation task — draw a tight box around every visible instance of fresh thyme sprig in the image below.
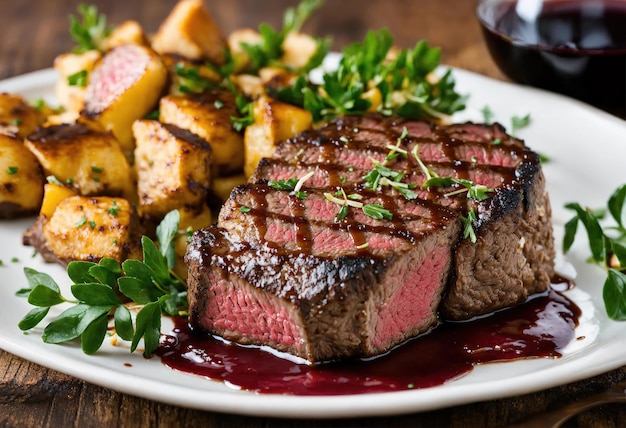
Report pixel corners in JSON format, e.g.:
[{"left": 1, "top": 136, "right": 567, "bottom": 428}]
[
  {"left": 563, "top": 184, "right": 626, "bottom": 321},
  {"left": 461, "top": 208, "right": 478, "bottom": 243},
  {"left": 16, "top": 210, "right": 187, "bottom": 356},
  {"left": 323, "top": 189, "right": 393, "bottom": 221},
  {"left": 268, "top": 171, "right": 314, "bottom": 199},
  {"left": 412, "top": 144, "right": 494, "bottom": 201}
]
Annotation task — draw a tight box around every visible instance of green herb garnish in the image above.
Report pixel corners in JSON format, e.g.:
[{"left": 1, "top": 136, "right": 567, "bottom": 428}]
[
  {"left": 69, "top": 4, "right": 112, "bottom": 53},
  {"left": 231, "top": 94, "right": 254, "bottom": 132},
  {"left": 67, "top": 70, "right": 88, "bottom": 87},
  {"left": 563, "top": 184, "right": 626, "bottom": 320},
  {"left": 240, "top": 0, "right": 325, "bottom": 74},
  {"left": 461, "top": 208, "right": 477, "bottom": 243},
  {"left": 7, "top": 166, "right": 18, "bottom": 175},
  {"left": 174, "top": 63, "right": 216, "bottom": 94},
  {"left": 481, "top": 105, "right": 494, "bottom": 124},
  {"left": 268, "top": 177, "right": 299, "bottom": 191},
  {"left": 17, "top": 210, "right": 186, "bottom": 356},
  {"left": 240, "top": 206, "right": 251, "bottom": 213},
  {"left": 75, "top": 216, "right": 88, "bottom": 228},
  {"left": 362, "top": 203, "right": 393, "bottom": 220},
  {"left": 510, "top": 114, "right": 531, "bottom": 136},
  {"left": 276, "top": 29, "right": 466, "bottom": 121},
  {"left": 107, "top": 200, "right": 120, "bottom": 217}
]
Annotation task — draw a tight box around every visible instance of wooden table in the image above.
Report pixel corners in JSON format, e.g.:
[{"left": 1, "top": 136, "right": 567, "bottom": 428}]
[{"left": 0, "top": 1, "right": 624, "bottom": 426}]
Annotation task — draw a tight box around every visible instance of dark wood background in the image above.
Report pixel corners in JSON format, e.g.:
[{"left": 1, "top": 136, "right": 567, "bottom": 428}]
[{"left": 0, "top": 0, "right": 624, "bottom": 427}]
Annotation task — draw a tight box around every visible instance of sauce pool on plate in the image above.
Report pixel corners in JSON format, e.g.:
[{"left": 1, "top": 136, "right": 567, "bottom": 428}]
[{"left": 157, "top": 286, "right": 581, "bottom": 396}]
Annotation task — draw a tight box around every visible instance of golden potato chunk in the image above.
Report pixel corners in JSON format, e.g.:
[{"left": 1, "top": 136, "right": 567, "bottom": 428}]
[
  {"left": 159, "top": 91, "right": 243, "bottom": 175},
  {"left": 83, "top": 44, "right": 167, "bottom": 157},
  {"left": 102, "top": 20, "right": 147, "bottom": 50},
  {"left": 0, "top": 93, "right": 45, "bottom": 138},
  {"left": 281, "top": 31, "right": 320, "bottom": 70},
  {"left": 41, "top": 196, "right": 142, "bottom": 264},
  {"left": 53, "top": 50, "right": 102, "bottom": 114},
  {"left": 133, "top": 119, "right": 212, "bottom": 221},
  {"left": 211, "top": 173, "right": 246, "bottom": 204},
  {"left": 173, "top": 204, "right": 213, "bottom": 279},
  {"left": 244, "top": 96, "right": 313, "bottom": 177},
  {"left": 0, "top": 134, "right": 44, "bottom": 218},
  {"left": 39, "top": 182, "right": 79, "bottom": 219},
  {"left": 24, "top": 123, "right": 134, "bottom": 199},
  {"left": 151, "top": 0, "right": 226, "bottom": 65},
  {"left": 227, "top": 28, "right": 263, "bottom": 73}
]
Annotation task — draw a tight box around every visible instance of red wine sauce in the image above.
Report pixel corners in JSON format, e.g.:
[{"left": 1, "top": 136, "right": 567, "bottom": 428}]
[
  {"left": 478, "top": 0, "right": 626, "bottom": 111},
  {"left": 157, "top": 287, "right": 580, "bottom": 396}
]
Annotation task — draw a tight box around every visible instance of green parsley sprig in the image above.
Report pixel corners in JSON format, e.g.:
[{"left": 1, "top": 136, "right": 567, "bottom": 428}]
[
  {"left": 240, "top": 0, "right": 327, "bottom": 74},
  {"left": 16, "top": 210, "right": 187, "bottom": 356},
  {"left": 69, "top": 4, "right": 112, "bottom": 53},
  {"left": 276, "top": 29, "right": 466, "bottom": 122},
  {"left": 563, "top": 184, "right": 626, "bottom": 320}
]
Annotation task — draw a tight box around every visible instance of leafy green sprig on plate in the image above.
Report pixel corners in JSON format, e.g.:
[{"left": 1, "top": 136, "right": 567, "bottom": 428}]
[
  {"left": 563, "top": 184, "right": 626, "bottom": 320},
  {"left": 16, "top": 210, "right": 187, "bottom": 356}
]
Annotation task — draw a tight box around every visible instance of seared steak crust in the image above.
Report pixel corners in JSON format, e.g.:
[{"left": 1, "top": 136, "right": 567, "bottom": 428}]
[{"left": 186, "top": 114, "right": 554, "bottom": 362}]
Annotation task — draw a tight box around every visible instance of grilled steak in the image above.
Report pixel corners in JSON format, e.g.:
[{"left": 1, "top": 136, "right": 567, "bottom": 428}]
[{"left": 185, "top": 114, "right": 554, "bottom": 362}]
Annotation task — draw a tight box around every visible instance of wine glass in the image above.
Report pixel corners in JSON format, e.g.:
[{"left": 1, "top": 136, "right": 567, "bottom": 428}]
[{"left": 476, "top": 0, "right": 626, "bottom": 114}]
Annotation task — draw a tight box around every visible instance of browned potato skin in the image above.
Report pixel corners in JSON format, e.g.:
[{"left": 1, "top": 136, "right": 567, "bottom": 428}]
[
  {"left": 0, "top": 93, "right": 45, "bottom": 138},
  {"left": 38, "top": 196, "right": 142, "bottom": 264},
  {"left": 133, "top": 119, "right": 212, "bottom": 221},
  {"left": 159, "top": 91, "right": 244, "bottom": 175},
  {"left": 244, "top": 96, "right": 313, "bottom": 178},
  {"left": 24, "top": 123, "right": 135, "bottom": 200},
  {"left": 151, "top": 0, "right": 226, "bottom": 65},
  {"left": 102, "top": 20, "right": 148, "bottom": 50},
  {"left": 0, "top": 134, "right": 44, "bottom": 218},
  {"left": 173, "top": 203, "right": 213, "bottom": 279}
]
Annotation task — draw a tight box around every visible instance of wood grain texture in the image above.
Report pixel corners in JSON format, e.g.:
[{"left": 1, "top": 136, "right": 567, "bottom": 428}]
[{"left": 0, "top": 0, "right": 624, "bottom": 426}]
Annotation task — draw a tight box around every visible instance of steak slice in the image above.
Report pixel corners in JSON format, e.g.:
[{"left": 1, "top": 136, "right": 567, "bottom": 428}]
[
  {"left": 185, "top": 114, "right": 555, "bottom": 362},
  {"left": 187, "top": 184, "right": 462, "bottom": 362}
]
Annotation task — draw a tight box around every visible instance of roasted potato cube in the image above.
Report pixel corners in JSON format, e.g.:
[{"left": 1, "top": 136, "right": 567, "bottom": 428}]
[
  {"left": 281, "top": 31, "right": 320, "bottom": 70},
  {"left": 83, "top": 44, "right": 167, "bottom": 157},
  {"left": 231, "top": 74, "right": 265, "bottom": 99},
  {"left": 159, "top": 91, "right": 243, "bottom": 175},
  {"left": 0, "top": 134, "right": 44, "bottom": 218},
  {"left": 102, "top": 20, "right": 147, "bottom": 50},
  {"left": 41, "top": 196, "right": 142, "bottom": 263},
  {"left": 173, "top": 203, "right": 213, "bottom": 279},
  {"left": 24, "top": 123, "right": 135, "bottom": 199},
  {"left": 259, "top": 67, "right": 299, "bottom": 94},
  {"left": 244, "top": 96, "right": 313, "bottom": 177},
  {"left": 39, "top": 182, "right": 79, "bottom": 219},
  {"left": 53, "top": 50, "right": 102, "bottom": 114},
  {"left": 211, "top": 173, "right": 246, "bottom": 204},
  {"left": 0, "top": 93, "right": 46, "bottom": 138},
  {"left": 227, "top": 28, "right": 263, "bottom": 72},
  {"left": 151, "top": 0, "right": 226, "bottom": 65},
  {"left": 160, "top": 54, "right": 221, "bottom": 96},
  {"left": 133, "top": 119, "right": 212, "bottom": 221}
]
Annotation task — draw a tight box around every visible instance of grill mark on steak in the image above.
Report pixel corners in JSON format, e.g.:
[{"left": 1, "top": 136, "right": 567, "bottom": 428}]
[{"left": 186, "top": 114, "right": 555, "bottom": 362}]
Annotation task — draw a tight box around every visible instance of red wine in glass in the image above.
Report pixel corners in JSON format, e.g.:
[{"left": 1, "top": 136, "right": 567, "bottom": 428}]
[{"left": 477, "top": 0, "right": 626, "bottom": 114}]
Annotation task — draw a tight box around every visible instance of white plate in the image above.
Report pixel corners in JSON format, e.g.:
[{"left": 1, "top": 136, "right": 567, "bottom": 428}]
[{"left": 0, "top": 67, "right": 625, "bottom": 419}]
